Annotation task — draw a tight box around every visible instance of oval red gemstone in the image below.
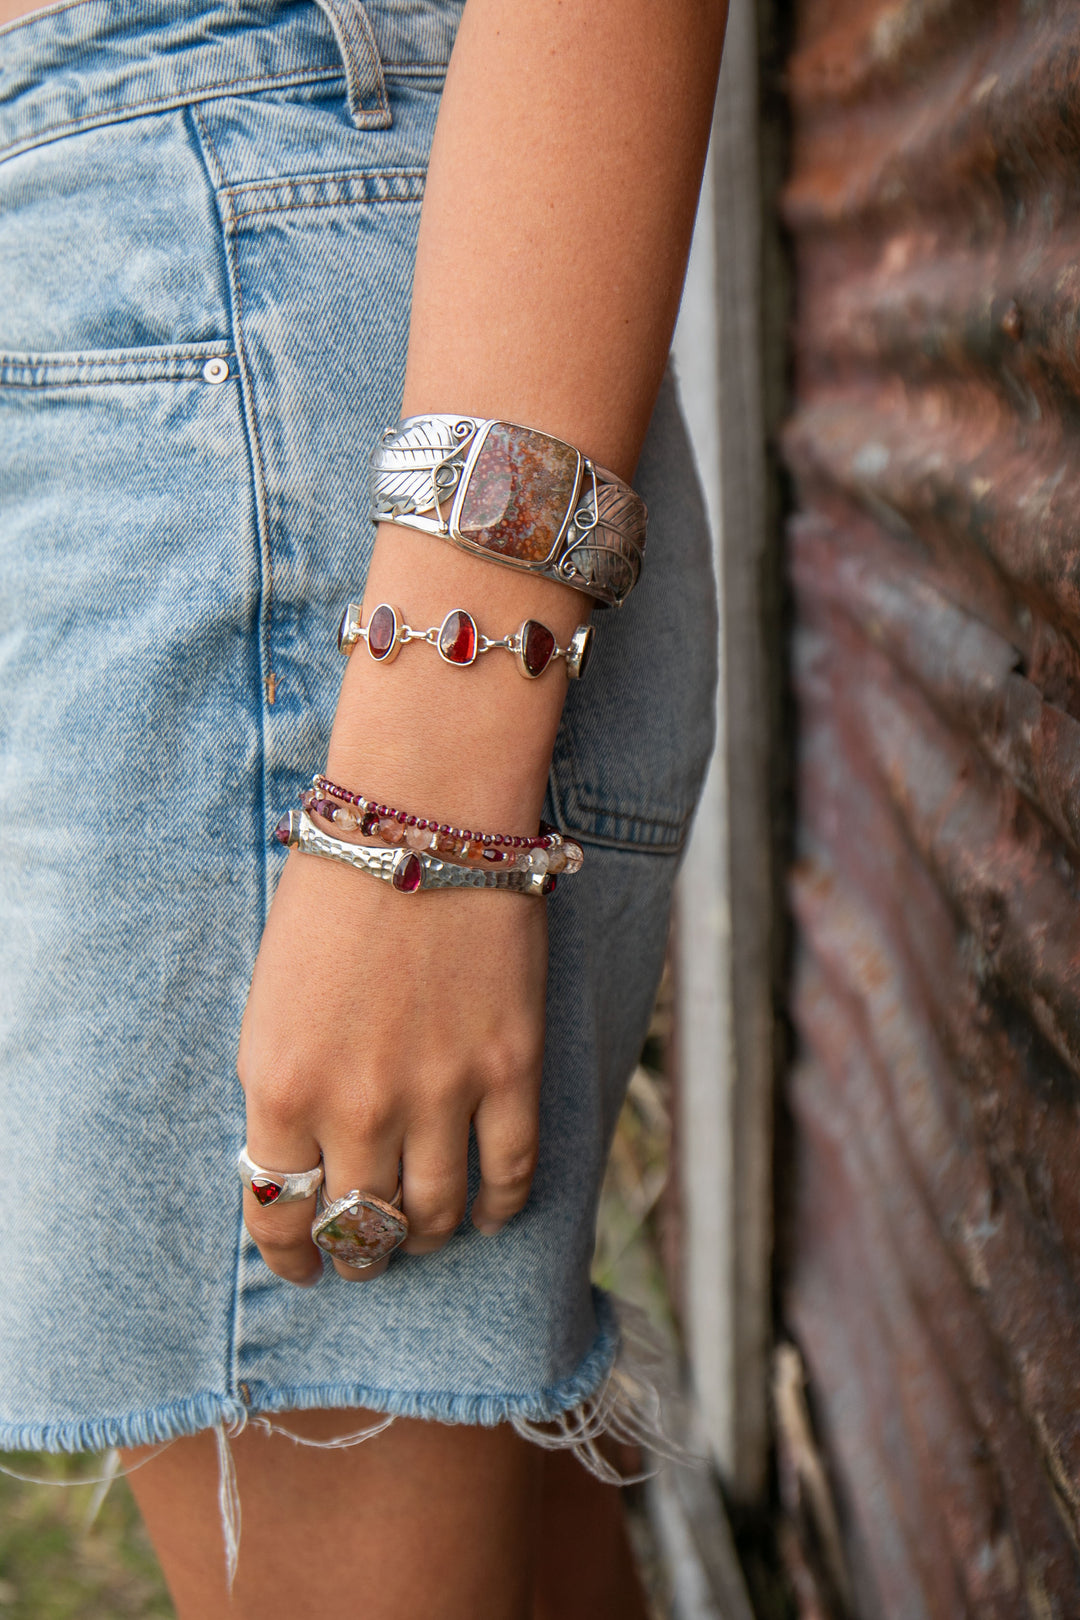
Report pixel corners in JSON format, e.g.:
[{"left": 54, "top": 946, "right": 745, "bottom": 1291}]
[
  {"left": 520, "top": 619, "right": 556, "bottom": 678},
  {"left": 367, "top": 603, "right": 398, "bottom": 659},
  {"left": 252, "top": 1178, "right": 282, "bottom": 1206},
  {"left": 393, "top": 852, "right": 423, "bottom": 892},
  {"left": 361, "top": 810, "right": 381, "bottom": 837},
  {"left": 438, "top": 610, "right": 477, "bottom": 665}
]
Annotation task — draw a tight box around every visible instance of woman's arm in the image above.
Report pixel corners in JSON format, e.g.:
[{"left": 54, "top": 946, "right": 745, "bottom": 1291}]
[{"left": 239, "top": 0, "right": 728, "bottom": 1283}]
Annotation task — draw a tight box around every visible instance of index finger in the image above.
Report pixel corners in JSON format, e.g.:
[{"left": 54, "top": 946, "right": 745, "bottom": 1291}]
[{"left": 241, "top": 1127, "right": 324, "bottom": 1287}]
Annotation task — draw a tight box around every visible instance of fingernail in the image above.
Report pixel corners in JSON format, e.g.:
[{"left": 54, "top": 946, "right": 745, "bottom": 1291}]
[{"left": 474, "top": 1219, "right": 505, "bottom": 1238}]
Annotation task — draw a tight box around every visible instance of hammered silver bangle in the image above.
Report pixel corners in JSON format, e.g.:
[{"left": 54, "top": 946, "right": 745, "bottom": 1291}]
[
  {"left": 369, "top": 414, "right": 646, "bottom": 608},
  {"left": 274, "top": 810, "right": 557, "bottom": 898}
]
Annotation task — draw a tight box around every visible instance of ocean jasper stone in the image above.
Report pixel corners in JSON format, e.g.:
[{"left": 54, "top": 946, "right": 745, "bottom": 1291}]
[
  {"left": 393, "top": 851, "right": 423, "bottom": 892},
  {"left": 457, "top": 423, "right": 579, "bottom": 563},
  {"left": 520, "top": 619, "right": 556, "bottom": 678},
  {"left": 314, "top": 1197, "right": 408, "bottom": 1268},
  {"left": 437, "top": 609, "right": 477, "bottom": 665},
  {"left": 367, "top": 603, "right": 398, "bottom": 660}
]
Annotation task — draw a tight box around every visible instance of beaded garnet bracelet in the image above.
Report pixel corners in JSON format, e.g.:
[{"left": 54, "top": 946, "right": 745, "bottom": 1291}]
[
  {"left": 303, "top": 774, "right": 584, "bottom": 876},
  {"left": 338, "top": 601, "right": 594, "bottom": 681}
]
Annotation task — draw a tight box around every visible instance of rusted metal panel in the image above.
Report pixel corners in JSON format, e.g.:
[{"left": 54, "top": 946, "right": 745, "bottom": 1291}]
[{"left": 782, "top": 1, "right": 1080, "bottom": 1612}]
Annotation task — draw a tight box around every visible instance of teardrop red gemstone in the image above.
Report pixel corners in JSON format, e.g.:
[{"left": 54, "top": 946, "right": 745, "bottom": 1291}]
[
  {"left": 368, "top": 603, "right": 397, "bottom": 659},
  {"left": 438, "top": 610, "right": 477, "bottom": 665},
  {"left": 521, "top": 619, "right": 556, "bottom": 677},
  {"left": 252, "top": 1179, "right": 282, "bottom": 1206},
  {"left": 393, "top": 852, "right": 423, "bottom": 892}
]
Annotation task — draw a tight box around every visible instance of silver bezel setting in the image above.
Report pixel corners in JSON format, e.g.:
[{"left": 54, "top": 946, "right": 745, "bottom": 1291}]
[
  {"left": 311, "top": 1183, "right": 408, "bottom": 1269},
  {"left": 237, "top": 1146, "right": 325, "bottom": 1205},
  {"left": 370, "top": 415, "right": 646, "bottom": 606}
]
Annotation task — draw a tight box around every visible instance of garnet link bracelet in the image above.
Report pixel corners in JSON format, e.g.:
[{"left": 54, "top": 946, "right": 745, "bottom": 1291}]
[{"left": 337, "top": 601, "right": 594, "bottom": 681}]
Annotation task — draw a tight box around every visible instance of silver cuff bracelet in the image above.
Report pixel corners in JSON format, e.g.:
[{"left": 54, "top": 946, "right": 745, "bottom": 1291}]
[
  {"left": 369, "top": 414, "right": 646, "bottom": 607},
  {"left": 276, "top": 810, "right": 556, "bottom": 897}
]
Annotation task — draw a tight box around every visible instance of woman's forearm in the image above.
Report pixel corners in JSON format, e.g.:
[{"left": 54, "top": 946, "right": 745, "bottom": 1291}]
[
  {"left": 327, "top": 0, "right": 727, "bottom": 822},
  {"left": 404, "top": 0, "right": 728, "bottom": 477}
]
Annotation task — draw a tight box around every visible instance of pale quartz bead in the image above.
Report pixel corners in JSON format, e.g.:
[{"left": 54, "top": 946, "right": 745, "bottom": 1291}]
[
  {"left": 379, "top": 817, "right": 405, "bottom": 845},
  {"left": 545, "top": 845, "right": 568, "bottom": 875},
  {"left": 524, "top": 847, "right": 550, "bottom": 875},
  {"left": 334, "top": 806, "right": 359, "bottom": 831},
  {"left": 514, "top": 850, "right": 534, "bottom": 872},
  {"left": 562, "top": 841, "right": 584, "bottom": 875},
  {"left": 405, "top": 825, "right": 436, "bottom": 851}
]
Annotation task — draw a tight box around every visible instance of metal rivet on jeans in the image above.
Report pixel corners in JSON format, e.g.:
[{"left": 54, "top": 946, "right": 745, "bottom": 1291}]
[{"left": 203, "top": 357, "right": 230, "bottom": 383}]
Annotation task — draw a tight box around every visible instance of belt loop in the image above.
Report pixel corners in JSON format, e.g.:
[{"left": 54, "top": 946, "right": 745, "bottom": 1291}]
[{"left": 313, "top": 0, "right": 391, "bottom": 128}]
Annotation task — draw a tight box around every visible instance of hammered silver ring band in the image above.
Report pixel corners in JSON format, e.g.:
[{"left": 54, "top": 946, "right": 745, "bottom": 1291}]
[{"left": 238, "top": 1146, "right": 325, "bottom": 1208}]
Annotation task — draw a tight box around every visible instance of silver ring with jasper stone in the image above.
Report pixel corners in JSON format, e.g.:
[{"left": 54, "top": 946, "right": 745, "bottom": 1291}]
[
  {"left": 237, "top": 1146, "right": 325, "bottom": 1208},
  {"left": 311, "top": 1181, "right": 409, "bottom": 1270}
]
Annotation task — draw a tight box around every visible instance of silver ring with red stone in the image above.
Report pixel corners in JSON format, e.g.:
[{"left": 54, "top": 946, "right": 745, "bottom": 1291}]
[
  {"left": 369, "top": 415, "right": 646, "bottom": 607},
  {"left": 312, "top": 1181, "right": 408, "bottom": 1270},
  {"left": 337, "top": 601, "right": 594, "bottom": 682},
  {"left": 275, "top": 810, "right": 560, "bottom": 897},
  {"left": 237, "top": 1146, "right": 325, "bottom": 1208}
]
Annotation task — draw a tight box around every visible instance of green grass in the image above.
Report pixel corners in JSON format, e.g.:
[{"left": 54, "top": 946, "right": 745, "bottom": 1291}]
[{"left": 0, "top": 1453, "right": 173, "bottom": 1619}]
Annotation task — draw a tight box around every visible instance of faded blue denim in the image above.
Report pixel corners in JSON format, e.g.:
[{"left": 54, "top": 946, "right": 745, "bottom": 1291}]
[{"left": 0, "top": 0, "right": 717, "bottom": 1451}]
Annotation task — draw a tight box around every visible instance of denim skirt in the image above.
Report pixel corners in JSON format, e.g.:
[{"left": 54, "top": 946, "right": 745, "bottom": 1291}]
[{"left": 0, "top": 0, "right": 717, "bottom": 1454}]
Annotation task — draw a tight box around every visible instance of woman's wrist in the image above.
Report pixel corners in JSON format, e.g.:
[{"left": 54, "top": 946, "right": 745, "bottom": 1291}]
[{"left": 325, "top": 522, "right": 589, "bottom": 832}]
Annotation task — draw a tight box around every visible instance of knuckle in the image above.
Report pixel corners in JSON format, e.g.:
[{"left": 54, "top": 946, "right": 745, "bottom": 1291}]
[
  {"left": 487, "top": 1131, "right": 539, "bottom": 1191},
  {"left": 340, "top": 1090, "right": 398, "bottom": 1142},
  {"left": 251, "top": 1074, "right": 309, "bottom": 1134},
  {"left": 411, "top": 1204, "right": 466, "bottom": 1240},
  {"left": 483, "top": 1038, "right": 541, "bottom": 1093}
]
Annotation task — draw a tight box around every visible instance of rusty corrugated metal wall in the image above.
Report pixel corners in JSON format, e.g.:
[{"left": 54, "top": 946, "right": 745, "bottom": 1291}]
[{"left": 781, "top": 2, "right": 1080, "bottom": 1614}]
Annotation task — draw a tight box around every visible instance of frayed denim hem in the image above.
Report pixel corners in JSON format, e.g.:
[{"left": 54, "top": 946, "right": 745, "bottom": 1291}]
[{"left": 0, "top": 1290, "right": 621, "bottom": 1456}]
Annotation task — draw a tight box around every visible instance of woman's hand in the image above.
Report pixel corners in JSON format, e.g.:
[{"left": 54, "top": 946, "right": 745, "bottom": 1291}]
[
  {"left": 236, "top": 529, "right": 584, "bottom": 1284},
  {"left": 238, "top": 845, "right": 548, "bottom": 1283}
]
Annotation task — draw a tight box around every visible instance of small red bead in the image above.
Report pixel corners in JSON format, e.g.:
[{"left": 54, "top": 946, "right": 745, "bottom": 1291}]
[
  {"left": 418, "top": 819, "right": 428, "bottom": 829},
  {"left": 462, "top": 831, "right": 472, "bottom": 841},
  {"left": 396, "top": 811, "right": 406, "bottom": 823},
  {"left": 406, "top": 816, "right": 417, "bottom": 826},
  {"left": 439, "top": 824, "right": 450, "bottom": 834}
]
